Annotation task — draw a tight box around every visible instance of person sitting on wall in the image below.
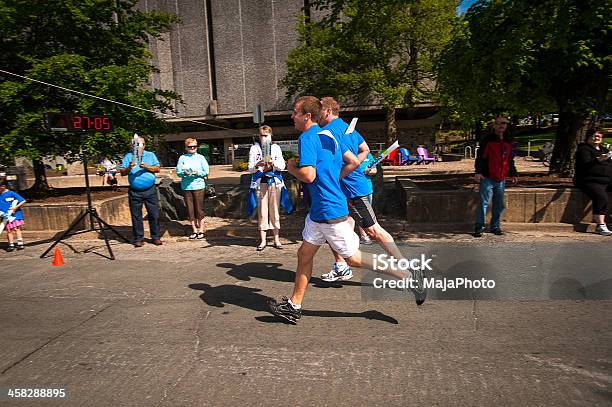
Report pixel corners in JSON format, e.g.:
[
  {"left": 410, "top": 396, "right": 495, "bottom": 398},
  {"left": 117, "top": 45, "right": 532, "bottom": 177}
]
[{"left": 574, "top": 128, "right": 612, "bottom": 236}]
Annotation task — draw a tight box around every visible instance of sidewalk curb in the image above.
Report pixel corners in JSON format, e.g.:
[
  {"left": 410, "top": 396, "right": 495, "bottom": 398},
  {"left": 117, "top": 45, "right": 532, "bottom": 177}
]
[{"left": 17, "top": 221, "right": 593, "bottom": 242}]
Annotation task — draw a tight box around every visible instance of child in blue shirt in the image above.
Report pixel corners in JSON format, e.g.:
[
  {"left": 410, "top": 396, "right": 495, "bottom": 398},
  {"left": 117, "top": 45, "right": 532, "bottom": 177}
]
[{"left": 0, "top": 179, "right": 26, "bottom": 251}]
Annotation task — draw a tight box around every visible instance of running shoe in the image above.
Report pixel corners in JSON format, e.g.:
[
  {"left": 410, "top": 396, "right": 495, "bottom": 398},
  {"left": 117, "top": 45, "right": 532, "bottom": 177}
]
[
  {"left": 409, "top": 268, "right": 427, "bottom": 305},
  {"left": 596, "top": 224, "right": 612, "bottom": 236},
  {"left": 321, "top": 263, "right": 353, "bottom": 282},
  {"left": 268, "top": 296, "right": 302, "bottom": 324},
  {"left": 360, "top": 235, "right": 373, "bottom": 245}
]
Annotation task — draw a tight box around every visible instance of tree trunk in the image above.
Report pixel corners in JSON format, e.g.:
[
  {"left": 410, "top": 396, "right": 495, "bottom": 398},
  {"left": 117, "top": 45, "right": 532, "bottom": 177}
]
[
  {"left": 549, "top": 68, "right": 609, "bottom": 177},
  {"left": 384, "top": 105, "right": 397, "bottom": 145},
  {"left": 30, "top": 158, "right": 50, "bottom": 193},
  {"left": 474, "top": 120, "right": 483, "bottom": 142},
  {"left": 549, "top": 111, "right": 594, "bottom": 177}
]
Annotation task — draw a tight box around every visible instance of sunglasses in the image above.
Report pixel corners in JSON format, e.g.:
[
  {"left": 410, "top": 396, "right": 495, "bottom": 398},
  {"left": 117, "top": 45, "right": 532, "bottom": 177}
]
[
  {"left": 187, "top": 145, "right": 197, "bottom": 148},
  {"left": 495, "top": 122, "right": 509, "bottom": 126}
]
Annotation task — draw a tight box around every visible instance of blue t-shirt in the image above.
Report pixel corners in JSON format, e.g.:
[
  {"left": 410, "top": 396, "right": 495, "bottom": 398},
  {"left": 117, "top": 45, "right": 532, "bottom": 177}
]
[
  {"left": 298, "top": 123, "right": 348, "bottom": 222},
  {"left": 358, "top": 152, "right": 375, "bottom": 194},
  {"left": 120, "top": 150, "right": 160, "bottom": 191},
  {"left": 322, "top": 118, "right": 372, "bottom": 198},
  {"left": 0, "top": 190, "right": 25, "bottom": 221}
]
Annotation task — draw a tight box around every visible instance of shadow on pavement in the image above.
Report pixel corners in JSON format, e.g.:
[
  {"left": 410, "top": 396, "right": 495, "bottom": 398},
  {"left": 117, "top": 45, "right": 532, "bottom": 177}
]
[
  {"left": 188, "top": 283, "right": 398, "bottom": 324},
  {"left": 218, "top": 261, "right": 365, "bottom": 288}
]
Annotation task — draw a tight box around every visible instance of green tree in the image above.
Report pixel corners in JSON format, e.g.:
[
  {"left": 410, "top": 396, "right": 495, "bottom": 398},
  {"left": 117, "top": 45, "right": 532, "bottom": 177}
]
[
  {"left": 281, "top": 0, "right": 455, "bottom": 144},
  {"left": 0, "top": 0, "right": 180, "bottom": 192},
  {"left": 437, "top": 0, "right": 611, "bottom": 176}
]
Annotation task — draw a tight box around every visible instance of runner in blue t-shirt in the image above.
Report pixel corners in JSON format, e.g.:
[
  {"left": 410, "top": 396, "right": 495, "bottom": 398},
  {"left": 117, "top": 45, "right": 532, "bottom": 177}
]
[
  {"left": 317, "top": 97, "right": 417, "bottom": 288},
  {"left": 267, "top": 96, "right": 425, "bottom": 324},
  {"left": 357, "top": 152, "right": 376, "bottom": 244}
]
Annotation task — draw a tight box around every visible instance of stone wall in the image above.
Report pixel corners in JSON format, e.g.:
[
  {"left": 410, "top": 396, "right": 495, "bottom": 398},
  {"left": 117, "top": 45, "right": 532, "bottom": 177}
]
[
  {"left": 397, "top": 178, "right": 601, "bottom": 224},
  {"left": 22, "top": 195, "right": 130, "bottom": 231}
]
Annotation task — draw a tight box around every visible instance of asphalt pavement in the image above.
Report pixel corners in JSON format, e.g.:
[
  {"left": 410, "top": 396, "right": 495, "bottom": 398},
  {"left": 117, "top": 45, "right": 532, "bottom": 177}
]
[{"left": 0, "top": 235, "right": 611, "bottom": 406}]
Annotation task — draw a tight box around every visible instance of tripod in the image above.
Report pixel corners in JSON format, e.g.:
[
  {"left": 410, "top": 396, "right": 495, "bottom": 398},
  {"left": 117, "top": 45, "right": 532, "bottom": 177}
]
[{"left": 40, "top": 135, "right": 130, "bottom": 260}]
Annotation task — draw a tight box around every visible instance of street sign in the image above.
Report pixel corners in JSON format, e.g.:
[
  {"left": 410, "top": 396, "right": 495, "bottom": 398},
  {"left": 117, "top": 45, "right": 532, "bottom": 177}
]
[{"left": 253, "top": 104, "right": 264, "bottom": 125}]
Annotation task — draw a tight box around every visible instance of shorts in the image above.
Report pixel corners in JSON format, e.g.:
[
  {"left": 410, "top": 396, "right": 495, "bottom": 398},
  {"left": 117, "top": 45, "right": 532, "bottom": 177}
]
[
  {"left": 183, "top": 189, "right": 205, "bottom": 221},
  {"left": 302, "top": 214, "right": 359, "bottom": 258},
  {"left": 5, "top": 219, "right": 24, "bottom": 231},
  {"left": 348, "top": 195, "right": 377, "bottom": 228}
]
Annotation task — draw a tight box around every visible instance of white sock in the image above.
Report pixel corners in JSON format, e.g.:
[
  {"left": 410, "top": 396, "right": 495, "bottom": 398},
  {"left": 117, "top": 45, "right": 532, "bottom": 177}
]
[{"left": 288, "top": 298, "right": 301, "bottom": 310}]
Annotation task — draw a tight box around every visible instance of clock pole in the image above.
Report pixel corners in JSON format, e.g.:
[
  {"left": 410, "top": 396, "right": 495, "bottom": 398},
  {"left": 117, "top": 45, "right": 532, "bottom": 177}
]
[{"left": 41, "top": 114, "right": 130, "bottom": 260}]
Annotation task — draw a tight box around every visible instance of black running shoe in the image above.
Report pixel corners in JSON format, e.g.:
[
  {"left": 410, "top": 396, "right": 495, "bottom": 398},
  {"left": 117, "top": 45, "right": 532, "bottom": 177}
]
[
  {"left": 491, "top": 228, "right": 504, "bottom": 236},
  {"left": 410, "top": 268, "right": 427, "bottom": 306},
  {"left": 268, "top": 296, "right": 302, "bottom": 324}
]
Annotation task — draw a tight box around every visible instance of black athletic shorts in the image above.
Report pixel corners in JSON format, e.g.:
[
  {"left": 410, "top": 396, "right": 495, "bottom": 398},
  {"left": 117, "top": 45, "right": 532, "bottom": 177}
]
[{"left": 348, "top": 196, "right": 377, "bottom": 228}]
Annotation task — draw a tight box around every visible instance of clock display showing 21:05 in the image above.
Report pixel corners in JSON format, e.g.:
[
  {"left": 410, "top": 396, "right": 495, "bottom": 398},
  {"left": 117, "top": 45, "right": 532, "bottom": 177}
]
[{"left": 70, "top": 114, "right": 112, "bottom": 131}]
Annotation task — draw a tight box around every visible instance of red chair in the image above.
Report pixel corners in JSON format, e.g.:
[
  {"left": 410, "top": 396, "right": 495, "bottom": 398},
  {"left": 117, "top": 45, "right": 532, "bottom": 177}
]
[{"left": 382, "top": 148, "right": 401, "bottom": 166}]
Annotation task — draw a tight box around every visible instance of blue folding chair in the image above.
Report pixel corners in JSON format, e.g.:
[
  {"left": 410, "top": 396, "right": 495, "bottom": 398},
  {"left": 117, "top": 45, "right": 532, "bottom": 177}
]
[{"left": 399, "top": 148, "right": 419, "bottom": 165}]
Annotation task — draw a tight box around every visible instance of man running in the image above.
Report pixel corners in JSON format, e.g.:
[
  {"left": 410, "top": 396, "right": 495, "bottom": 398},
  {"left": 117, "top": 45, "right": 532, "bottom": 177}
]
[
  {"left": 268, "top": 96, "right": 424, "bottom": 324},
  {"left": 317, "top": 97, "right": 416, "bottom": 289}
]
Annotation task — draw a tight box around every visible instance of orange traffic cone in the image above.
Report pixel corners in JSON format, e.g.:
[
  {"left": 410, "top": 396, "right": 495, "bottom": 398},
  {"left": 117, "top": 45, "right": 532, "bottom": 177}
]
[{"left": 52, "top": 247, "right": 64, "bottom": 266}]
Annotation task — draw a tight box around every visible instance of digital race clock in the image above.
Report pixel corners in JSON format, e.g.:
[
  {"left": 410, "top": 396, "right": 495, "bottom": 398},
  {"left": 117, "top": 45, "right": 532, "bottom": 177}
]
[{"left": 45, "top": 113, "right": 113, "bottom": 132}]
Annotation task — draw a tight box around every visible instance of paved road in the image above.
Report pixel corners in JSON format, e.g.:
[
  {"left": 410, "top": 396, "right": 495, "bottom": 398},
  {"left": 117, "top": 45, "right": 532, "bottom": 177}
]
[{"left": 0, "top": 237, "right": 610, "bottom": 406}]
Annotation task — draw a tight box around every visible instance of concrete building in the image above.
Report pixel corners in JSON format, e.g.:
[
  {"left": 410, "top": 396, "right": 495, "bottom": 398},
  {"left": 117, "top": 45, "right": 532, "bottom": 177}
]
[{"left": 139, "top": 0, "right": 440, "bottom": 165}]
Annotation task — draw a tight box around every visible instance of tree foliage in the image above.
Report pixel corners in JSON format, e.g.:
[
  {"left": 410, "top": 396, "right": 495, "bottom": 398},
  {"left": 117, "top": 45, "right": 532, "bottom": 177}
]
[
  {"left": 0, "top": 0, "right": 180, "bottom": 189},
  {"left": 437, "top": 0, "right": 611, "bottom": 175},
  {"left": 281, "top": 0, "right": 455, "bottom": 144}
]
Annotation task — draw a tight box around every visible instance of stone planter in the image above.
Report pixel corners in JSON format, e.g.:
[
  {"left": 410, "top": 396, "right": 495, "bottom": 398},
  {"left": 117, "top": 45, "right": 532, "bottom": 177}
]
[
  {"left": 22, "top": 195, "right": 129, "bottom": 231},
  {"left": 397, "top": 182, "right": 604, "bottom": 224}
]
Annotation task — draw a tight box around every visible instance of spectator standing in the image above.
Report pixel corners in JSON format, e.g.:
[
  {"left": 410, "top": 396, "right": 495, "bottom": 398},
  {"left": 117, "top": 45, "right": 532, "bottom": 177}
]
[
  {"left": 474, "top": 116, "right": 518, "bottom": 237},
  {"left": 119, "top": 135, "right": 162, "bottom": 247},
  {"left": 176, "top": 138, "right": 210, "bottom": 239},
  {"left": 248, "top": 125, "right": 286, "bottom": 250},
  {"left": 0, "top": 178, "right": 26, "bottom": 251}
]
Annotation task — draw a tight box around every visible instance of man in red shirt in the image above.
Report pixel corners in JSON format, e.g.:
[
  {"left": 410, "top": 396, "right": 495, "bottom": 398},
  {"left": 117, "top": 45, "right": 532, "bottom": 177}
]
[{"left": 474, "top": 116, "right": 518, "bottom": 237}]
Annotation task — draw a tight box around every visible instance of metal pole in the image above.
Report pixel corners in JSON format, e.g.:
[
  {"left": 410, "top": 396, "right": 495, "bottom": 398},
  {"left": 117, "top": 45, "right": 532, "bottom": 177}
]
[
  {"left": 81, "top": 133, "right": 94, "bottom": 229},
  {"left": 527, "top": 141, "right": 531, "bottom": 158}
]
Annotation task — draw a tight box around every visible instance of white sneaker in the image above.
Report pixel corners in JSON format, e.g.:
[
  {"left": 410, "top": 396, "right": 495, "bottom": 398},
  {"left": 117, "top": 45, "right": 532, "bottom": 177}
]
[
  {"left": 360, "top": 235, "right": 372, "bottom": 245},
  {"left": 321, "top": 263, "right": 353, "bottom": 282},
  {"left": 596, "top": 224, "right": 612, "bottom": 236}
]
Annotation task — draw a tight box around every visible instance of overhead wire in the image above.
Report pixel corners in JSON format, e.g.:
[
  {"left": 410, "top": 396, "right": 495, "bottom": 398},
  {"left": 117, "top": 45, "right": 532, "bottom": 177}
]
[{"left": 0, "top": 68, "right": 258, "bottom": 136}]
